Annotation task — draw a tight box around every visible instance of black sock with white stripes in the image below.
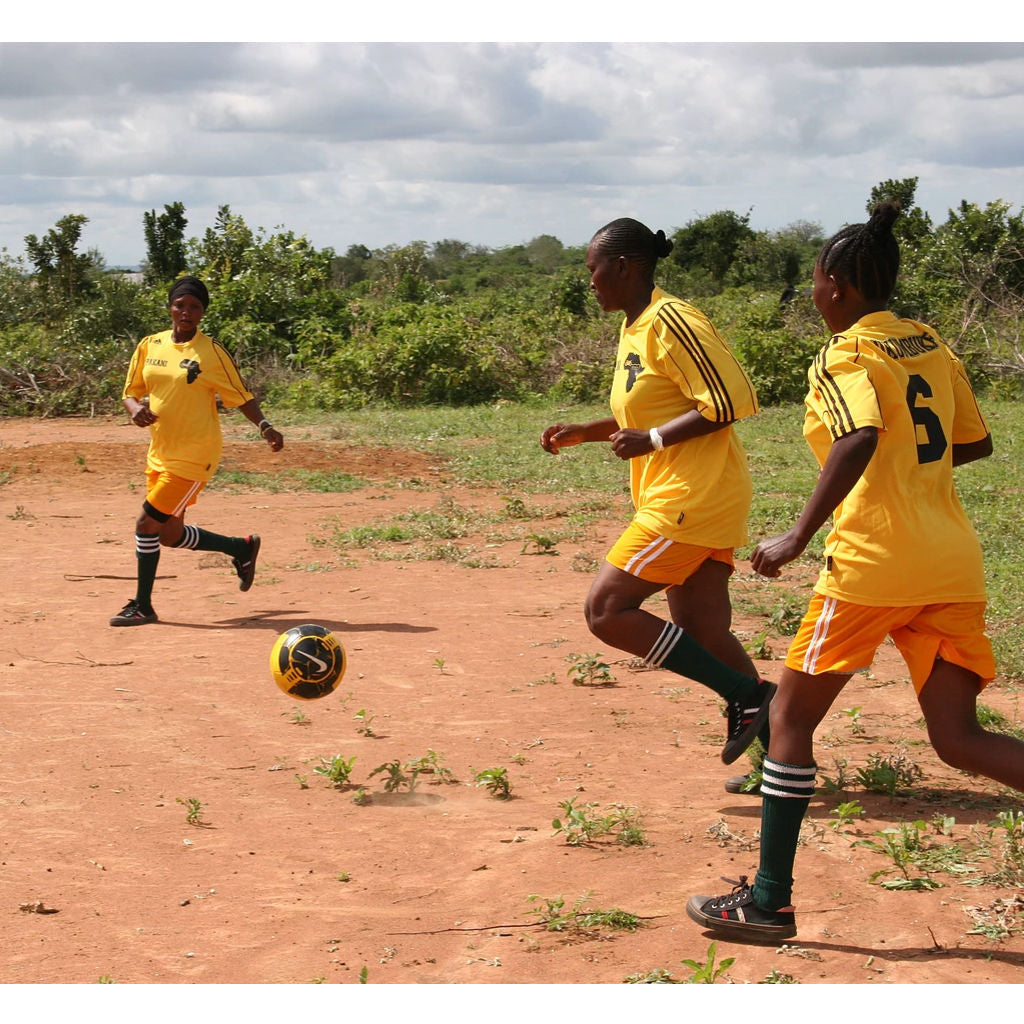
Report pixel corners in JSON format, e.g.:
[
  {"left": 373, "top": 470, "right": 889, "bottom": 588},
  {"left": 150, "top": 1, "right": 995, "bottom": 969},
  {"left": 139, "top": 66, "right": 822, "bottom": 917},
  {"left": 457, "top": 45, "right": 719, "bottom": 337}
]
[
  {"left": 174, "top": 524, "right": 247, "bottom": 559},
  {"left": 134, "top": 532, "right": 160, "bottom": 611},
  {"left": 644, "top": 621, "right": 760, "bottom": 703},
  {"left": 753, "top": 757, "right": 816, "bottom": 911}
]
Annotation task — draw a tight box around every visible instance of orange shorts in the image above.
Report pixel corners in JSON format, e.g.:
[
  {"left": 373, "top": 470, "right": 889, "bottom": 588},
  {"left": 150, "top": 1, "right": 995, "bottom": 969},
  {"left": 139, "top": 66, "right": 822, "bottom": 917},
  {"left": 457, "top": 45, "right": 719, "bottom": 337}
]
[
  {"left": 145, "top": 469, "right": 205, "bottom": 518},
  {"left": 786, "top": 593, "right": 996, "bottom": 694},
  {"left": 606, "top": 521, "right": 734, "bottom": 587}
]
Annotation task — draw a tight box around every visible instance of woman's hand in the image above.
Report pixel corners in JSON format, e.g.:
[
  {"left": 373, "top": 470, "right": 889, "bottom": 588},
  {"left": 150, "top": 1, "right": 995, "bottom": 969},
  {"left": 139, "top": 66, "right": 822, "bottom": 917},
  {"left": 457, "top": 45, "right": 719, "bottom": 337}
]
[
  {"left": 540, "top": 423, "right": 585, "bottom": 454},
  {"left": 128, "top": 396, "right": 156, "bottom": 428},
  {"left": 609, "top": 427, "right": 656, "bottom": 460},
  {"left": 750, "top": 529, "right": 808, "bottom": 578},
  {"left": 262, "top": 427, "right": 284, "bottom": 452}
]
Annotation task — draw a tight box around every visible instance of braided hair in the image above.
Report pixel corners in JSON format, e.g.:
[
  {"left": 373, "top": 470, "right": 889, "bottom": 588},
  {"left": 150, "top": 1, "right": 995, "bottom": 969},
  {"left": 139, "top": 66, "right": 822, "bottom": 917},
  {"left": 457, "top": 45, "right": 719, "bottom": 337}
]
[
  {"left": 590, "top": 218, "right": 674, "bottom": 281},
  {"left": 818, "top": 201, "right": 902, "bottom": 304}
]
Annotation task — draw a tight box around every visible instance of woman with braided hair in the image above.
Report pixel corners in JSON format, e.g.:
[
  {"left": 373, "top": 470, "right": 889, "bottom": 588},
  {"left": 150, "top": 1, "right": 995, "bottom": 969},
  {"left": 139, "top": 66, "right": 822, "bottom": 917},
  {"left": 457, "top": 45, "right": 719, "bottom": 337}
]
[
  {"left": 110, "top": 276, "right": 284, "bottom": 626},
  {"left": 687, "top": 201, "right": 1024, "bottom": 940},
  {"left": 540, "top": 218, "right": 774, "bottom": 768}
]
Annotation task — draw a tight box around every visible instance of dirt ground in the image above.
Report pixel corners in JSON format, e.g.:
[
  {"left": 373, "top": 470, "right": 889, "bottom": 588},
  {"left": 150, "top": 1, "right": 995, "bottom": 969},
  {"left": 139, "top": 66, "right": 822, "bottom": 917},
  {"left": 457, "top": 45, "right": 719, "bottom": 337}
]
[{"left": 1, "top": 414, "right": 1023, "bottom": 990}]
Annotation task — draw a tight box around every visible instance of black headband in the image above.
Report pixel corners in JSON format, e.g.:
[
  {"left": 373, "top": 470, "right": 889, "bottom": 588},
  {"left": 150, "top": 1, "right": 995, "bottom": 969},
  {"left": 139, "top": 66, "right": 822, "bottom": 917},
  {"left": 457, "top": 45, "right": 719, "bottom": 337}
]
[{"left": 168, "top": 276, "right": 210, "bottom": 310}]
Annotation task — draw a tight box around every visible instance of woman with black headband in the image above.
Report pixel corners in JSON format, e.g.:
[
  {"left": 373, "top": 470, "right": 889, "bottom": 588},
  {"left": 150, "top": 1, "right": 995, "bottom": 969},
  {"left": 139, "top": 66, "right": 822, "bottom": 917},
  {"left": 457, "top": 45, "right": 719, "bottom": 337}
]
[{"left": 111, "top": 276, "right": 284, "bottom": 626}]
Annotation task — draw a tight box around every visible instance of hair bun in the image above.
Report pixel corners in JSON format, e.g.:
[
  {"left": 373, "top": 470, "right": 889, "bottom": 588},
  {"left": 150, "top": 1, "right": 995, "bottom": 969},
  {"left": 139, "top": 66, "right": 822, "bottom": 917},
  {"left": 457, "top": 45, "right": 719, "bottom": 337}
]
[{"left": 654, "top": 229, "right": 674, "bottom": 259}]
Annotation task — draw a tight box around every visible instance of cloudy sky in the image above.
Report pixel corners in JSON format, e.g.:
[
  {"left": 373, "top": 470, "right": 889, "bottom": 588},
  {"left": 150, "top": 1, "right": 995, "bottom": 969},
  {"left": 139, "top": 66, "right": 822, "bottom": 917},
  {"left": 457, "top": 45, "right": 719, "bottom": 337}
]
[{"left": 3, "top": 12, "right": 1024, "bottom": 268}]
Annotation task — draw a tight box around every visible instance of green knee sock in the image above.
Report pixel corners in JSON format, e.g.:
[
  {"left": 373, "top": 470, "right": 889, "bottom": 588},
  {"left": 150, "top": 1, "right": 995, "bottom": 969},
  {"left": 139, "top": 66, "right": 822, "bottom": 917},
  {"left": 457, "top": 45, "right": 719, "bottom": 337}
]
[
  {"left": 644, "top": 621, "right": 759, "bottom": 703},
  {"left": 134, "top": 532, "right": 160, "bottom": 610},
  {"left": 753, "top": 757, "right": 816, "bottom": 911}
]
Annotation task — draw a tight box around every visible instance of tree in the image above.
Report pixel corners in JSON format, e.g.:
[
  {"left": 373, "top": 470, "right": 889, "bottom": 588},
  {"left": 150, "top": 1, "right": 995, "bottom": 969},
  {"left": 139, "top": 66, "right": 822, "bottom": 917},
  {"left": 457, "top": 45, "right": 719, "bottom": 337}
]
[
  {"left": 24, "top": 214, "right": 98, "bottom": 302},
  {"left": 670, "top": 210, "right": 755, "bottom": 288},
  {"left": 868, "top": 177, "right": 933, "bottom": 247},
  {"left": 190, "top": 205, "right": 255, "bottom": 283},
  {"left": 143, "top": 202, "right": 188, "bottom": 284}
]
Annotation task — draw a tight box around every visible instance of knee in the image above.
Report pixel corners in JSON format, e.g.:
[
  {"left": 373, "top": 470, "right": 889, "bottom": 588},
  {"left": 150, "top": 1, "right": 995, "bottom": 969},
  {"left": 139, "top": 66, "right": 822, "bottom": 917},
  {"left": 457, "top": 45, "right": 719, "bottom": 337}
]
[
  {"left": 583, "top": 593, "right": 607, "bottom": 640},
  {"left": 927, "top": 722, "right": 978, "bottom": 771}
]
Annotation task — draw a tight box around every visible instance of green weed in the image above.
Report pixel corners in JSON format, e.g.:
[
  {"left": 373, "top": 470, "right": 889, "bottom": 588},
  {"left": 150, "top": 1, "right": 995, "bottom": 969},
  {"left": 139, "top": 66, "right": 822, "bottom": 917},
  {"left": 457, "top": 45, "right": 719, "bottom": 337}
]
[
  {"left": 855, "top": 751, "right": 923, "bottom": 795},
  {"left": 313, "top": 754, "right": 357, "bottom": 788},
  {"left": 176, "top": 796, "right": 208, "bottom": 827},
  {"left": 565, "top": 651, "right": 616, "bottom": 687},
  {"left": 827, "top": 800, "right": 865, "bottom": 833},
  {"left": 552, "top": 797, "right": 645, "bottom": 847},
  {"left": 369, "top": 760, "right": 419, "bottom": 793},
  {"left": 680, "top": 941, "right": 735, "bottom": 984},
  {"left": 527, "top": 891, "right": 642, "bottom": 934},
  {"left": 405, "top": 750, "right": 456, "bottom": 784},
  {"left": 473, "top": 766, "right": 512, "bottom": 799}
]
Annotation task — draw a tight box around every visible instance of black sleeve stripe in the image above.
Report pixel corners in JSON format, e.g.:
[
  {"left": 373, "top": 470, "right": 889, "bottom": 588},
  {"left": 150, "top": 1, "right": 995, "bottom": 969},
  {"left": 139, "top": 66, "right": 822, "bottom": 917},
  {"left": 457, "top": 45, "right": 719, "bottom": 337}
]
[
  {"left": 809, "top": 338, "right": 856, "bottom": 438},
  {"left": 211, "top": 342, "right": 252, "bottom": 399},
  {"left": 657, "top": 304, "right": 736, "bottom": 422}
]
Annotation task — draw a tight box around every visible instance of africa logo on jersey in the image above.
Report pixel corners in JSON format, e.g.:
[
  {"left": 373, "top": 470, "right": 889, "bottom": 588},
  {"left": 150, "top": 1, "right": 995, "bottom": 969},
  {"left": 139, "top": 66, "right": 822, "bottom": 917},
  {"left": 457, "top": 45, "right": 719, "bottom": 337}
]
[{"left": 179, "top": 359, "right": 202, "bottom": 384}]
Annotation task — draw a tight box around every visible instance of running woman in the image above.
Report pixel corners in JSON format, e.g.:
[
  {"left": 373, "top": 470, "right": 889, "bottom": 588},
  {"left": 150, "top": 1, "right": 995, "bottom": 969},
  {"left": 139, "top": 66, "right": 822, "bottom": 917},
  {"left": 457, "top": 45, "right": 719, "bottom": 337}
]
[
  {"left": 540, "top": 218, "right": 774, "bottom": 764},
  {"left": 111, "top": 276, "right": 284, "bottom": 627},
  {"left": 688, "top": 201, "right": 1024, "bottom": 940}
]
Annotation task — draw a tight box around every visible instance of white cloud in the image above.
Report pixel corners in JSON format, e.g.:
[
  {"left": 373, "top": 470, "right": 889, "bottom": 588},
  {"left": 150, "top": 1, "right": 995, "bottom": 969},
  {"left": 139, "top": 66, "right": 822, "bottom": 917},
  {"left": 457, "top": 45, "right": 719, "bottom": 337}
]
[{"left": 2, "top": 40, "right": 1024, "bottom": 265}]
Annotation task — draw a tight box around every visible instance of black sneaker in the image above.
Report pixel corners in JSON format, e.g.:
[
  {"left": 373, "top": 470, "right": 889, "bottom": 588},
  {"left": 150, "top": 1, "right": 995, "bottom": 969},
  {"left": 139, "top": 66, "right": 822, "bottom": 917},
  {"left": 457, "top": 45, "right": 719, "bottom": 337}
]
[
  {"left": 724, "top": 772, "right": 762, "bottom": 796},
  {"left": 233, "top": 534, "right": 261, "bottom": 592},
  {"left": 722, "top": 680, "right": 775, "bottom": 764},
  {"left": 110, "top": 599, "right": 158, "bottom": 627},
  {"left": 686, "top": 876, "right": 796, "bottom": 940}
]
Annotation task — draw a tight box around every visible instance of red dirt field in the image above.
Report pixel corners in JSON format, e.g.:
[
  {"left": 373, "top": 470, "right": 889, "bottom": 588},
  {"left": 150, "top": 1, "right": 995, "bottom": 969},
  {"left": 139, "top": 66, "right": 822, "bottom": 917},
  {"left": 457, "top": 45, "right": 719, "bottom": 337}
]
[{"left": 1, "top": 415, "right": 1023, "bottom": 992}]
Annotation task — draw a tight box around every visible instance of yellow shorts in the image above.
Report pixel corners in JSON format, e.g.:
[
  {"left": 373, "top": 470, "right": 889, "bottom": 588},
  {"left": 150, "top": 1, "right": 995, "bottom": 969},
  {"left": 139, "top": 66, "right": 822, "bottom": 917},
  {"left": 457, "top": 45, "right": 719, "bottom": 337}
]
[
  {"left": 606, "top": 521, "right": 734, "bottom": 587},
  {"left": 145, "top": 469, "right": 205, "bottom": 518},
  {"left": 786, "top": 593, "right": 996, "bottom": 694}
]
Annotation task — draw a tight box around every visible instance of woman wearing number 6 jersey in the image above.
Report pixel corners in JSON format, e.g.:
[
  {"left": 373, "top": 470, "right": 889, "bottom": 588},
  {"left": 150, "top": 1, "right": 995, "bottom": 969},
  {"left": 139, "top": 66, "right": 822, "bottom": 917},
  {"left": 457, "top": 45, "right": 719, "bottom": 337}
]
[{"left": 688, "top": 200, "right": 1024, "bottom": 941}]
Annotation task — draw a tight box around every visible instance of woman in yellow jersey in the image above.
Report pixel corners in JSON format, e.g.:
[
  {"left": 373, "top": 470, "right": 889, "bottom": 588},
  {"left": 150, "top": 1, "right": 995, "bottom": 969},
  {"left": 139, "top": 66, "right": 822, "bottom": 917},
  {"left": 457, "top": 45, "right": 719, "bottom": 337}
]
[
  {"left": 111, "top": 276, "right": 284, "bottom": 627},
  {"left": 688, "top": 201, "right": 1024, "bottom": 941},
  {"left": 540, "top": 218, "right": 774, "bottom": 765}
]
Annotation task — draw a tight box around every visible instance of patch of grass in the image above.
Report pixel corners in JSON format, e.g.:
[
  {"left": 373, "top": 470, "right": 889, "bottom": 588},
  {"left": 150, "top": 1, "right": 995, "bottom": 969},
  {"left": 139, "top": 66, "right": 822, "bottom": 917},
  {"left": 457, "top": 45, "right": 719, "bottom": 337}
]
[
  {"left": 210, "top": 468, "right": 365, "bottom": 493},
  {"left": 552, "top": 797, "right": 645, "bottom": 847},
  {"left": 855, "top": 751, "right": 923, "bottom": 796},
  {"left": 527, "top": 891, "right": 643, "bottom": 934}
]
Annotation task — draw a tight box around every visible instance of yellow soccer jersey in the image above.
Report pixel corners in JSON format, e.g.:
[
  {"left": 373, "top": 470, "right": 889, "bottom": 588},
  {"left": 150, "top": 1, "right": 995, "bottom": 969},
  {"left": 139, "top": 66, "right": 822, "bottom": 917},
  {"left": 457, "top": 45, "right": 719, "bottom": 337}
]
[
  {"left": 804, "top": 311, "right": 990, "bottom": 606},
  {"left": 122, "top": 329, "right": 254, "bottom": 483},
  {"left": 609, "top": 287, "right": 758, "bottom": 547}
]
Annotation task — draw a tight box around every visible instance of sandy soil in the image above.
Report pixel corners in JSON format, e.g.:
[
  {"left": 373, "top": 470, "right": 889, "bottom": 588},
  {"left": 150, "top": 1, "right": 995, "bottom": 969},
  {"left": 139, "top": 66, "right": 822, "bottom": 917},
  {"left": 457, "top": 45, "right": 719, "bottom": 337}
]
[{"left": 1, "top": 415, "right": 1022, "bottom": 988}]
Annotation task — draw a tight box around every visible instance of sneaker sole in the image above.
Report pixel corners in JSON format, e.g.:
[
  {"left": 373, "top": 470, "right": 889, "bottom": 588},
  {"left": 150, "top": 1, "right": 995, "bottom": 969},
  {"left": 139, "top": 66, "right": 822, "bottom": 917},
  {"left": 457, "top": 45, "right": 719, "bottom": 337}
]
[
  {"left": 685, "top": 895, "right": 797, "bottom": 940},
  {"left": 109, "top": 613, "right": 159, "bottom": 627},
  {"left": 721, "top": 682, "right": 776, "bottom": 765},
  {"left": 724, "top": 775, "right": 762, "bottom": 796},
  {"left": 238, "top": 535, "right": 261, "bottom": 592}
]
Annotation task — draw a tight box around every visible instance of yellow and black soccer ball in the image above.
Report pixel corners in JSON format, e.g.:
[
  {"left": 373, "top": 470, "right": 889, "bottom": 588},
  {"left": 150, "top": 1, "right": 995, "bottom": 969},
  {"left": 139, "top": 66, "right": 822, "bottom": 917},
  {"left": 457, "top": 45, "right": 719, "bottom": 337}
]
[{"left": 270, "top": 624, "right": 346, "bottom": 700}]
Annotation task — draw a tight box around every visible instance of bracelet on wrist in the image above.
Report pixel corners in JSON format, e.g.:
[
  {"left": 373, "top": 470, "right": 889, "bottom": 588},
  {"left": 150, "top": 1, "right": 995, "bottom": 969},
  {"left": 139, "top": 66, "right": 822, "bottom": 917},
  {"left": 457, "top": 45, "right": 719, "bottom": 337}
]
[{"left": 649, "top": 427, "right": 665, "bottom": 451}]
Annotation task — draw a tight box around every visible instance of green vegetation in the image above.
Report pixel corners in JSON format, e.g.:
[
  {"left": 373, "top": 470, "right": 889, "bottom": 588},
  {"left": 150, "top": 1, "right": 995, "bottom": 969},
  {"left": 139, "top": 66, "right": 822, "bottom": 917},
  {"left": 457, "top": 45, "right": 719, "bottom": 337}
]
[
  {"left": 526, "top": 891, "right": 643, "bottom": 934},
  {"left": 552, "top": 797, "right": 646, "bottom": 847}
]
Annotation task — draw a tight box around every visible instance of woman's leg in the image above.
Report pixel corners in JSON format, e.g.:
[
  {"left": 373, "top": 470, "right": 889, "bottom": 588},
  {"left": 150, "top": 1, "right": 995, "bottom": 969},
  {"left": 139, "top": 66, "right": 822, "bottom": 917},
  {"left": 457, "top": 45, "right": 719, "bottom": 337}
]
[{"left": 919, "top": 659, "right": 1024, "bottom": 793}]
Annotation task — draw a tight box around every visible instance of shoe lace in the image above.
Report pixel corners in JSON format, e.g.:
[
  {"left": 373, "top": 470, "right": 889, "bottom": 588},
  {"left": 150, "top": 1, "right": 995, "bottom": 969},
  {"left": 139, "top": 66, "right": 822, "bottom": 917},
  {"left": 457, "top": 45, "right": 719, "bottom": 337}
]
[{"left": 710, "top": 875, "right": 752, "bottom": 909}]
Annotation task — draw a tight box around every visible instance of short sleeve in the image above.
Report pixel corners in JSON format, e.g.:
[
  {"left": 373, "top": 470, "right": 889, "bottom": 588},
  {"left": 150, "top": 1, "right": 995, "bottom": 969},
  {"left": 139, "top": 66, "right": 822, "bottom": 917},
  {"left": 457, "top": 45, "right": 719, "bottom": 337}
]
[
  {"left": 807, "top": 336, "right": 884, "bottom": 440},
  {"left": 650, "top": 304, "right": 758, "bottom": 423}
]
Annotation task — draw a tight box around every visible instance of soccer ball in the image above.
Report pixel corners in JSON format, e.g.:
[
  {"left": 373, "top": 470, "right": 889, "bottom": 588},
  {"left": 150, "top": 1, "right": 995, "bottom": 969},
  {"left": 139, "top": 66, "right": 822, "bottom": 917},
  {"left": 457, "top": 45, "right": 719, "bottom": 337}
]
[{"left": 270, "top": 624, "right": 346, "bottom": 700}]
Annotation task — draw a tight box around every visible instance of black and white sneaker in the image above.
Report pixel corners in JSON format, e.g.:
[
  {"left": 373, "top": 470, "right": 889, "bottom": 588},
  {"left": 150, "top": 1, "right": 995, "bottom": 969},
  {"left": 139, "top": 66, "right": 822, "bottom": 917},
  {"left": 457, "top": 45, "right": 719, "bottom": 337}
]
[
  {"left": 233, "top": 534, "right": 261, "bottom": 592},
  {"left": 110, "top": 599, "right": 158, "bottom": 627},
  {"left": 686, "top": 876, "right": 796, "bottom": 940},
  {"left": 722, "top": 680, "right": 775, "bottom": 764}
]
